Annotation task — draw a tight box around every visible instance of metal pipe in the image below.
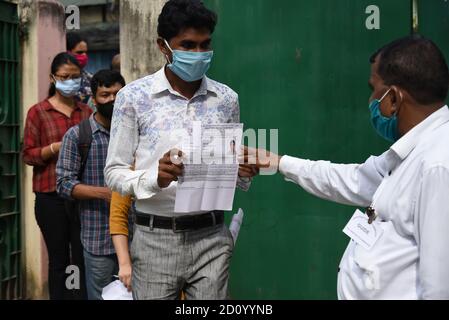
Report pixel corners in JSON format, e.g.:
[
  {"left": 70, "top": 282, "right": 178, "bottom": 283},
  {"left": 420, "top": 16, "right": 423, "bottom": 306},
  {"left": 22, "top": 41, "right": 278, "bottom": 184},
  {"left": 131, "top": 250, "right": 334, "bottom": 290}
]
[{"left": 413, "top": 0, "right": 419, "bottom": 33}]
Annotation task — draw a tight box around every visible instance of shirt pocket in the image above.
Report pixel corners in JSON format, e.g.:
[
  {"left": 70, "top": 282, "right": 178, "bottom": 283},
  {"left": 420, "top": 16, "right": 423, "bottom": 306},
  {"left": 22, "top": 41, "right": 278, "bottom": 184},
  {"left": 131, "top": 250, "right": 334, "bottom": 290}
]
[{"left": 353, "top": 245, "right": 381, "bottom": 292}]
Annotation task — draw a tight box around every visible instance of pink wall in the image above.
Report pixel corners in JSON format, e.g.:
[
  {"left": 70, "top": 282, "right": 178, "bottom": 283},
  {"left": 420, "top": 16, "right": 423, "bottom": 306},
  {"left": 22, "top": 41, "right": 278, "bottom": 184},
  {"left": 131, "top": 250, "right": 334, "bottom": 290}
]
[{"left": 37, "top": 0, "right": 66, "bottom": 102}]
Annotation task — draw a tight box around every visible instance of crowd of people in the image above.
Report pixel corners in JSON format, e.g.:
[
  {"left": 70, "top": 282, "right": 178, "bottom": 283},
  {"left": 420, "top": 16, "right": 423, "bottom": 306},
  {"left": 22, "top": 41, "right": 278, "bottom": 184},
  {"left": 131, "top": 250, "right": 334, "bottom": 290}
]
[
  {"left": 23, "top": 29, "right": 132, "bottom": 299},
  {"left": 22, "top": 0, "right": 449, "bottom": 301}
]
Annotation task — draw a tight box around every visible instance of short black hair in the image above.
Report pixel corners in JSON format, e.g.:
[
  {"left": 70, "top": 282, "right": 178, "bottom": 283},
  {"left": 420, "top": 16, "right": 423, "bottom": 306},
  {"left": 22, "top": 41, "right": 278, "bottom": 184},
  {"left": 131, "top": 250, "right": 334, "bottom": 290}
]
[
  {"left": 66, "top": 32, "right": 86, "bottom": 51},
  {"left": 370, "top": 35, "right": 449, "bottom": 105},
  {"left": 91, "top": 70, "right": 126, "bottom": 97},
  {"left": 157, "top": 0, "right": 217, "bottom": 41},
  {"left": 48, "top": 52, "right": 80, "bottom": 97}
]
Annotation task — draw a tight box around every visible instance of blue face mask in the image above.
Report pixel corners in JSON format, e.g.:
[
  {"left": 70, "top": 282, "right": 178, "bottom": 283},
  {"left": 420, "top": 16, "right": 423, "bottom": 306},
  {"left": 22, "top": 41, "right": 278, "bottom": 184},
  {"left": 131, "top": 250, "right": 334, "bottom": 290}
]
[
  {"left": 164, "top": 39, "right": 213, "bottom": 82},
  {"left": 369, "top": 88, "right": 399, "bottom": 142},
  {"left": 54, "top": 77, "right": 81, "bottom": 97}
]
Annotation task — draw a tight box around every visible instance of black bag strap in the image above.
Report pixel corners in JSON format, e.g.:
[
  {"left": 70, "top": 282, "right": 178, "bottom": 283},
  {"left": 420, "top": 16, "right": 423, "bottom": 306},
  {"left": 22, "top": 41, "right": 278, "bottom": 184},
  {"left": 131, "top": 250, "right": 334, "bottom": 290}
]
[{"left": 77, "top": 119, "right": 93, "bottom": 178}]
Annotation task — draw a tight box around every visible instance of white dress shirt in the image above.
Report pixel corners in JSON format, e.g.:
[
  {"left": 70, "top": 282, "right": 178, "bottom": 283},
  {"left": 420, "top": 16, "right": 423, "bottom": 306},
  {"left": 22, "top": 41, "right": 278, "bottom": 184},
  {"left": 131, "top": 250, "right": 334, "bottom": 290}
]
[
  {"left": 105, "top": 67, "right": 249, "bottom": 217},
  {"left": 279, "top": 106, "right": 449, "bottom": 299}
]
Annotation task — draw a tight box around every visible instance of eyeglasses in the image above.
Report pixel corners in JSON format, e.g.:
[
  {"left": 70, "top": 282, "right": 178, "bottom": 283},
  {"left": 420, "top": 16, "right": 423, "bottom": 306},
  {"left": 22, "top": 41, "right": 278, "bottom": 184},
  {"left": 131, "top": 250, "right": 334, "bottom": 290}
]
[{"left": 52, "top": 74, "right": 81, "bottom": 81}]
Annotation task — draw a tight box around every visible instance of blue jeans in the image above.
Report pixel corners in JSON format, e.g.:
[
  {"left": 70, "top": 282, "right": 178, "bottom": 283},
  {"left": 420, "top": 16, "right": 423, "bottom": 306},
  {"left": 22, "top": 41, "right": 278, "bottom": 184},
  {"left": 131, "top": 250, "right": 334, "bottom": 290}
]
[{"left": 83, "top": 249, "right": 119, "bottom": 300}]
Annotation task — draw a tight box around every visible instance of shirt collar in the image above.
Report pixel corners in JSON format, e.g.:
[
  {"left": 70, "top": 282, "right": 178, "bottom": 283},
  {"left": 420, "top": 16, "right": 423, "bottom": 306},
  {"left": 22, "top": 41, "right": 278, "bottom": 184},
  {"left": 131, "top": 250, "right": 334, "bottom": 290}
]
[
  {"left": 390, "top": 105, "right": 449, "bottom": 162},
  {"left": 90, "top": 113, "right": 110, "bottom": 135},
  {"left": 43, "top": 98, "right": 82, "bottom": 111},
  {"left": 42, "top": 99, "right": 53, "bottom": 110},
  {"left": 150, "top": 66, "right": 218, "bottom": 98}
]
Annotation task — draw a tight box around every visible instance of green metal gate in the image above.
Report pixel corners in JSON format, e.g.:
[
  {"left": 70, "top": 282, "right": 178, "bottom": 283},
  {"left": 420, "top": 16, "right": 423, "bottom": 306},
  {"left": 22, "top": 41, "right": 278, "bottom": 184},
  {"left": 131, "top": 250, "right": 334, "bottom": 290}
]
[
  {"left": 0, "top": 0, "right": 21, "bottom": 300},
  {"left": 417, "top": 0, "right": 449, "bottom": 105}
]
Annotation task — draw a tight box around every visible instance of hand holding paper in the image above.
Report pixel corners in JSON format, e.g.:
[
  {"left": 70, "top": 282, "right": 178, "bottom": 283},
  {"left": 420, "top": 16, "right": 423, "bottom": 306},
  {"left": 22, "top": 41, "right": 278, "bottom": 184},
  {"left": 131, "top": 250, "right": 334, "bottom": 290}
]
[
  {"left": 102, "top": 280, "right": 133, "bottom": 300},
  {"left": 157, "top": 149, "right": 185, "bottom": 188},
  {"left": 174, "top": 122, "right": 243, "bottom": 213},
  {"left": 239, "top": 146, "right": 281, "bottom": 175}
]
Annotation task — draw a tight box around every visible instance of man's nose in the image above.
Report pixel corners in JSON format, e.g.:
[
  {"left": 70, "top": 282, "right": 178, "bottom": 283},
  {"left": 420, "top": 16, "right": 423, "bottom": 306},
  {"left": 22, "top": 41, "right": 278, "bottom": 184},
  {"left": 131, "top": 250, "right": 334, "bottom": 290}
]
[{"left": 193, "top": 46, "right": 209, "bottom": 52}]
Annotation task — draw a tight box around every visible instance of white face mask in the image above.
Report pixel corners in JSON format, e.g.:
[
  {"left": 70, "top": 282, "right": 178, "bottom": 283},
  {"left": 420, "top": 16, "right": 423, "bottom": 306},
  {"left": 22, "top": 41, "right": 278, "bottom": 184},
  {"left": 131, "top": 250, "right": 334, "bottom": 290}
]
[
  {"left": 53, "top": 76, "right": 82, "bottom": 97},
  {"left": 163, "top": 39, "right": 214, "bottom": 82}
]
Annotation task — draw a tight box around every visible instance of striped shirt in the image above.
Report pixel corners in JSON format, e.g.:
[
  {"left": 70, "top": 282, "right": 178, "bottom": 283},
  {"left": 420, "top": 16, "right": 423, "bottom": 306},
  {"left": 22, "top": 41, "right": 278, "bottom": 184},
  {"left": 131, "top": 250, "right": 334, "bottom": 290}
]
[
  {"left": 56, "top": 114, "right": 114, "bottom": 255},
  {"left": 23, "top": 99, "right": 92, "bottom": 193}
]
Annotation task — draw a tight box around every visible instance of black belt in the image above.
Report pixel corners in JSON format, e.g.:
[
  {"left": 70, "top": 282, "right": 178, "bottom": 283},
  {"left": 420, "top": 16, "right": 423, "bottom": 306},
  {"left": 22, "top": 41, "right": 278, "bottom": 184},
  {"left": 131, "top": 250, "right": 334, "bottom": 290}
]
[{"left": 135, "top": 211, "right": 224, "bottom": 233}]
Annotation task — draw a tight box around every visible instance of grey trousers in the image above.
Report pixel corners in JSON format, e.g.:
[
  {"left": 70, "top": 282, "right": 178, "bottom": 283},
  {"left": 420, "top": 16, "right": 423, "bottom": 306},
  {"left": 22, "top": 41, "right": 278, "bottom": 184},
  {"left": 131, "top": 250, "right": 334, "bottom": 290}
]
[{"left": 130, "top": 221, "right": 234, "bottom": 300}]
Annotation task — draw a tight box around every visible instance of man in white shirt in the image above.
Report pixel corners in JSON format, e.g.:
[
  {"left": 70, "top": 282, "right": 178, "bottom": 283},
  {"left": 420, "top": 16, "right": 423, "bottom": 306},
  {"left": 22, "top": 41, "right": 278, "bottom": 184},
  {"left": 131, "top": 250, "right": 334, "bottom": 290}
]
[
  {"left": 104, "top": 0, "right": 251, "bottom": 300},
  {"left": 243, "top": 35, "right": 449, "bottom": 299}
]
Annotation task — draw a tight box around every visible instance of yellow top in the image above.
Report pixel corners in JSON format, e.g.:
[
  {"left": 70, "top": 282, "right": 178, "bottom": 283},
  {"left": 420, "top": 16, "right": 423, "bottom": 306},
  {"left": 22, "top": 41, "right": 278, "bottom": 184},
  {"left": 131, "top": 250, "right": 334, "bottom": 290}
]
[{"left": 109, "top": 191, "right": 132, "bottom": 236}]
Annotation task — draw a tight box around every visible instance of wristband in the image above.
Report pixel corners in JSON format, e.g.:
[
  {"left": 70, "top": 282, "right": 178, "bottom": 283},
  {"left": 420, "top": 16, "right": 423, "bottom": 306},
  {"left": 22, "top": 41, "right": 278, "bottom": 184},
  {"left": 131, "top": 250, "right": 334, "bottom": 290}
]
[{"left": 50, "top": 143, "right": 56, "bottom": 155}]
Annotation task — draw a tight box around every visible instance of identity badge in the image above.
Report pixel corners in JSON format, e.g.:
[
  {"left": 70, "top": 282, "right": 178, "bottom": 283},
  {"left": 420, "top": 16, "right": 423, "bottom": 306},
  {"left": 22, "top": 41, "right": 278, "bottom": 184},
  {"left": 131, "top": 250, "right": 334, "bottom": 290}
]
[{"left": 343, "top": 209, "right": 384, "bottom": 251}]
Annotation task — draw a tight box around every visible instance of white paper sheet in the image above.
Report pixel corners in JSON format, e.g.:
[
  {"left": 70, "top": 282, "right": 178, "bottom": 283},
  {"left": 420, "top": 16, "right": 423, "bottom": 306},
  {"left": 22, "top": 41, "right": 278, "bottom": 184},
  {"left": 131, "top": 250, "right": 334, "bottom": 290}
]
[
  {"left": 174, "top": 122, "right": 243, "bottom": 213},
  {"left": 229, "top": 208, "right": 244, "bottom": 244},
  {"left": 101, "top": 280, "right": 133, "bottom": 300}
]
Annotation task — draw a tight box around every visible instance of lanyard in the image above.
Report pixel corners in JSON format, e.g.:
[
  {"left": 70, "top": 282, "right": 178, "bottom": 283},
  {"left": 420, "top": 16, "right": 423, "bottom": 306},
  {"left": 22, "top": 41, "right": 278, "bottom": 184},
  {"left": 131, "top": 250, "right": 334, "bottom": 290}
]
[
  {"left": 365, "top": 167, "right": 393, "bottom": 224},
  {"left": 365, "top": 206, "right": 377, "bottom": 224}
]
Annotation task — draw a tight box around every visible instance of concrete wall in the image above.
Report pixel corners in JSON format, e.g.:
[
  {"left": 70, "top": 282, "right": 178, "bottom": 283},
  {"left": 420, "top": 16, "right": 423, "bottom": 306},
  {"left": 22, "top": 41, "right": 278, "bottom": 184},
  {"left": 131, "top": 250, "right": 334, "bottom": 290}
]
[
  {"left": 120, "top": 0, "right": 166, "bottom": 82},
  {"left": 79, "top": 4, "right": 119, "bottom": 25},
  {"left": 79, "top": 5, "right": 104, "bottom": 25},
  {"left": 19, "top": 0, "right": 66, "bottom": 300}
]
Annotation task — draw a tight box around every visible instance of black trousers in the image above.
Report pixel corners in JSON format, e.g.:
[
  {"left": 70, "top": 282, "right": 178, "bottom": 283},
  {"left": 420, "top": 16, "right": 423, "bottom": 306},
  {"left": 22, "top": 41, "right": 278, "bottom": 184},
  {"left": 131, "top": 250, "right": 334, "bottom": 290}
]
[{"left": 34, "top": 192, "right": 87, "bottom": 300}]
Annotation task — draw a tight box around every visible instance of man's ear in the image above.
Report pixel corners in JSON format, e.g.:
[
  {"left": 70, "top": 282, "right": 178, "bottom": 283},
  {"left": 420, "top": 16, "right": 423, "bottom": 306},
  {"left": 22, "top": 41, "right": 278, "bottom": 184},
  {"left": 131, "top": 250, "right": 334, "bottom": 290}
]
[
  {"left": 92, "top": 97, "right": 97, "bottom": 106},
  {"left": 390, "top": 86, "right": 404, "bottom": 115},
  {"left": 157, "top": 38, "right": 169, "bottom": 56}
]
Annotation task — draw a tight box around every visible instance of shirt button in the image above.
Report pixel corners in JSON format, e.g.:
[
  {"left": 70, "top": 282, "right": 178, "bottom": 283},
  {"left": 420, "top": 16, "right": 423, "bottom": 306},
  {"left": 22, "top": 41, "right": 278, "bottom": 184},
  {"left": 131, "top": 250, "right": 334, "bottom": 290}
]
[{"left": 388, "top": 170, "right": 392, "bottom": 176}]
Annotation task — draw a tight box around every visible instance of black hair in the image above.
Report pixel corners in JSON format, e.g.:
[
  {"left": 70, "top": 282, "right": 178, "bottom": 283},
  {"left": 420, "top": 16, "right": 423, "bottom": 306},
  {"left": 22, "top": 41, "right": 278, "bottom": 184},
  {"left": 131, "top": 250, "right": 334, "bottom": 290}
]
[
  {"left": 48, "top": 52, "right": 81, "bottom": 97},
  {"left": 66, "top": 32, "right": 86, "bottom": 51},
  {"left": 110, "top": 54, "right": 120, "bottom": 71},
  {"left": 370, "top": 35, "right": 449, "bottom": 105},
  {"left": 91, "top": 69, "right": 126, "bottom": 97},
  {"left": 157, "top": 0, "right": 217, "bottom": 41}
]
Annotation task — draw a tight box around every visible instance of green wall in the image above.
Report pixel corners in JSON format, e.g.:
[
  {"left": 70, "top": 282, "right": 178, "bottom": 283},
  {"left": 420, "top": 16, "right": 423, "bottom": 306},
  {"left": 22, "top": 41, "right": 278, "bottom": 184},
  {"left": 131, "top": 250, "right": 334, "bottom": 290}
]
[
  {"left": 418, "top": 0, "right": 449, "bottom": 105},
  {"left": 206, "top": 0, "right": 412, "bottom": 299}
]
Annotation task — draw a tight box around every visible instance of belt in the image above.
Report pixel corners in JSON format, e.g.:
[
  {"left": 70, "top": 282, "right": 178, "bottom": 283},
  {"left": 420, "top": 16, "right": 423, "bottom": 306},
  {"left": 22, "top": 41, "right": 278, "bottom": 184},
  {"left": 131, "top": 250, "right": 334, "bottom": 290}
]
[{"left": 135, "top": 211, "right": 225, "bottom": 233}]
